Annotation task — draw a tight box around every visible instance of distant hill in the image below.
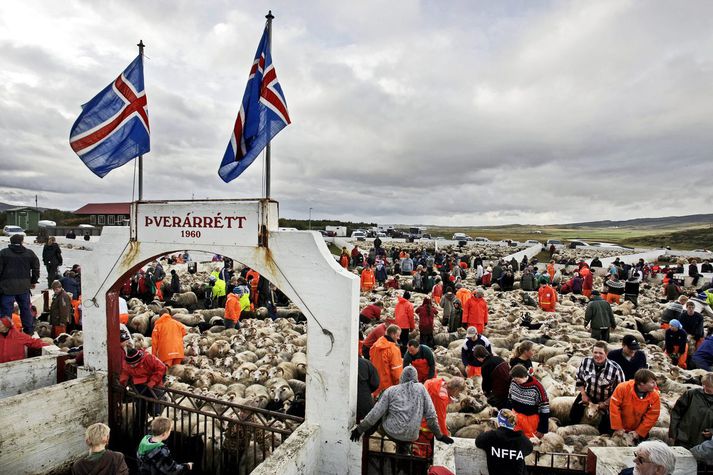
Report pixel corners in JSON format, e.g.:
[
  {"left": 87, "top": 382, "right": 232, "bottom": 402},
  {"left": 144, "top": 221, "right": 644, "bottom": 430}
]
[
  {"left": 621, "top": 227, "right": 713, "bottom": 250},
  {"left": 560, "top": 213, "right": 713, "bottom": 229},
  {"left": 0, "top": 202, "right": 49, "bottom": 212}
]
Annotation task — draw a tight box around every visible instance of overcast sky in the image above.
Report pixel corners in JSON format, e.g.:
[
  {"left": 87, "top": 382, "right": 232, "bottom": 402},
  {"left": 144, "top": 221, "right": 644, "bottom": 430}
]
[{"left": 1, "top": 0, "right": 712, "bottom": 226}]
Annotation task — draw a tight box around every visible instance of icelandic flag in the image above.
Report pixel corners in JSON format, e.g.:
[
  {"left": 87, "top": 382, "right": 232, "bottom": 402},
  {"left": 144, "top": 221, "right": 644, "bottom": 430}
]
[
  {"left": 69, "top": 55, "right": 150, "bottom": 178},
  {"left": 218, "top": 24, "right": 290, "bottom": 183}
]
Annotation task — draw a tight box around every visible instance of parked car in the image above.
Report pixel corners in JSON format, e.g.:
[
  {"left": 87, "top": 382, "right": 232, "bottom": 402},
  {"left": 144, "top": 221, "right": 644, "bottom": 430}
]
[
  {"left": 474, "top": 237, "right": 490, "bottom": 243},
  {"left": 568, "top": 240, "right": 590, "bottom": 249},
  {"left": 351, "top": 231, "right": 367, "bottom": 241},
  {"left": 78, "top": 224, "right": 95, "bottom": 229},
  {"left": 545, "top": 239, "right": 564, "bottom": 250},
  {"left": 3, "top": 225, "right": 26, "bottom": 237},
  {"left": 524, "top": 239, "right": 541, "bottom": 245},
  {"left": 452, "top": 233, "right": 469, "bottom": 240}
]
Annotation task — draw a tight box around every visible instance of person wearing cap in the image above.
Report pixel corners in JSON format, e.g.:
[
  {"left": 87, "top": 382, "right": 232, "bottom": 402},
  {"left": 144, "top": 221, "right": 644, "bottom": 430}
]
[
  {"left": 463, "top": 289, "right": 488, "bottom": 333},
  {"left": 461, "top": 327, "right": 493, "bottom": 379},
  {"left": 664, "top": 319, "right": 688, "bottom": 368},
  {"left": 0, "top": 315, "right": 48, "bottom": 363},
  {"left": 475, "top": 409, "right": 533, "bottom": 475},
  {"left": 152, "top": 313, "right": 187, "bottom": 367},
  {"left": 680, "top": 301, "right": 704, "bottom": 349},
  {"left": 224, "top": 287, "right": 242, "bottom": 329},
  {"left": 394, "top": 291, "right": 415, "bottom": 354},
  {"left": 119, "top": 324, "right": 132, "bottom": 350},
  {"left": 608, "top": 335, "right": 648, "bottom": 381},
  {"left": 609, "top": 369, "right": 660, "bottom": 442},
  {"left": 0, "top": 234, "right": 40, "bottom": 334},
  {"left": 49, "top": 280, "right": 73, "bottom": 337},
  {"left": 584, "top": 290, "right": 616, "bottom": 342},
  {"left": 120, "top": 348, "right": 167, "bottom": 427}
]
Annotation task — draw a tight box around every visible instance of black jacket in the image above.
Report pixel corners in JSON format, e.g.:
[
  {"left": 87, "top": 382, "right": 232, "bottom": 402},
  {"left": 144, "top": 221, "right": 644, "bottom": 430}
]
[
  {"left": 357, "top": 357, "right": 380, "bottom": 420},
  {"left": 607, "top": 348, "right": 648, "bottom": 381},
  {"left": 0, "top": 244, "right": 40, "bottom": 294},
  {"left": 476, "top": 427, "right": 533, "bottom": 475},
  {"left": 42, "top": 243, "right": 63, "bottom": 267}
]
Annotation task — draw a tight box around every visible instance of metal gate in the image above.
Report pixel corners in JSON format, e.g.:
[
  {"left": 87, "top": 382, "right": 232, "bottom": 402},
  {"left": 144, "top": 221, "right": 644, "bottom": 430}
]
[{"left": 109, "top": 382, "right": 303, "bottom": 474}]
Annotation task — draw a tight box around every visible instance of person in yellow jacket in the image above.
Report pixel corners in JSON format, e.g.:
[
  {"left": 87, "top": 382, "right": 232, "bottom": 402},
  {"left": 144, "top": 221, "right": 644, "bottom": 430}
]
[
  {"left": 210, "top": 272, "right": 227, "bottom": 309},
  {"left": 224, "top": 288, "right": 242, "bottom": 329},
  {"left": 151, "top": 313, "right": 186, "bottom": 367}
]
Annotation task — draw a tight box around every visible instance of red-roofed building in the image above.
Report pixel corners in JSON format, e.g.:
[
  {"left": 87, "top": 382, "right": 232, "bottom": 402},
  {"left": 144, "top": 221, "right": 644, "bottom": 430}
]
[{"left": 74, "top": 202, "right": 131, "bottom": 226}]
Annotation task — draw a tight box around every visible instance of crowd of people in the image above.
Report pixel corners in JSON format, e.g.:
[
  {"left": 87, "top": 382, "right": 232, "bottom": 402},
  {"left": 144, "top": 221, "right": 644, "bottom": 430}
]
[{"left": 351, "top": 240, "right": 713, "bottom": 473}]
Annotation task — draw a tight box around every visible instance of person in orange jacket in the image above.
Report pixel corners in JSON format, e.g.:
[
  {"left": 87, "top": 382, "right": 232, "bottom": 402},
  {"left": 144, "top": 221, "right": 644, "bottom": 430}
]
[
  {"left": 580, "top": 265, "right": 593, "bottom": 298},
  {"left": 224, "top": 287, "right": 242, "bottom": 329},
  {"left": 394, "top": 292, "right": 415, "bottom": 354},
  {"left": 455, "top": 284, "right": 472, "bottom": 306},
  {"left": 370, "top": 325, "right": 403, "bottom": 397},
  {"left": 547, "top": 261, "right": 556, "bottom": 282},
  {"left": 360, "top": 265, "right": 376, "bottom": 292},
  {"left": 609, "top": 369, "right": 661, "bottom": 441},
  {"left": 413, "top": 376, "right": 467, "bottom": 457},
  {"left": 538, "top": 281, "right": 558, "bottom": 313},
  {"left": 339, "top": 248, "right": 350, "bottom": 269},
  {"left": 151, "top": 313, "right": 186, "bottom": 367},
  {"left": 463, "top": 289, "right": 488, "bottom": 333}
]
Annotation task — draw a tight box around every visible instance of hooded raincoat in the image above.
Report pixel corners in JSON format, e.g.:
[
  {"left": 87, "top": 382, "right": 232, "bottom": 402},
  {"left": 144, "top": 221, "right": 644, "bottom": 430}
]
[{"left": 358, "top": 366, "right": 443, "bottom": 442}]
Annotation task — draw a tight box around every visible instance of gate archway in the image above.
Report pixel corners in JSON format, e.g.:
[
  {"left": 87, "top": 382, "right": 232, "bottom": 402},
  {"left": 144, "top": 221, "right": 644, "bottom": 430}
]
[{"left": 81, "top": 199, "right": 361, "bottom": 473}]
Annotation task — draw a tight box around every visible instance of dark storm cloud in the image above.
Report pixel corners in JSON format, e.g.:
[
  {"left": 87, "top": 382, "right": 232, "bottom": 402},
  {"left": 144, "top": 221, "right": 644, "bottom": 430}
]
[{"left": 1, "top": 0, "right": 712, "bottom": 225}]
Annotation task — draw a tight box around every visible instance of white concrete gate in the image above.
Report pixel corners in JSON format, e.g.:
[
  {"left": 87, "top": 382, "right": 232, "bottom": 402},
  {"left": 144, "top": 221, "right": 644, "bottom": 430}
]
[{"left": 80, "top": 199, "right": 361, "bottom": 474}]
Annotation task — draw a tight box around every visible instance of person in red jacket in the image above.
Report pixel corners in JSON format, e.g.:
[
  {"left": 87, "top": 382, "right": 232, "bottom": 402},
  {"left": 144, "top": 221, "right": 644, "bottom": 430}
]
[
  {"left": 151, "top": 313, "right": 187, "bottom": 367},
  {"left": 224, "top": 288, "right": 242, "bottom": 329},
  {"left": 609, "top": 369, "right": 661, "bottom": 441},
  {"left": 416, "top": 297, "right": 437, "bottom": 348},
  {"left": 0, "top": 316, "right": 47, "bottom": 363},
  {"left": 463, "top": 289, "right": 488, "bottom": 333},
  {"left": 360, "top": 265, "right": 376, "bottom": 292},
  {"left": 538, "top": 281, "right": 558, "bottom": 313},
  {"left": 359, "top": 301, "right": 383, "bottom": 324},
  {"left": 394, "top": 292, "right": 415, "bottom": 354},
  {"left": 362, "top": 316, "right": 396, "bottom": 360},
  {"left": 120, "top": 348, "right": 167, "bottom": 425},
  {"left": 413, "top": 377, "right": 467, "bottom": 457},
  {"left": 580, "top": 266, "right": 593, "bottom": 298}
]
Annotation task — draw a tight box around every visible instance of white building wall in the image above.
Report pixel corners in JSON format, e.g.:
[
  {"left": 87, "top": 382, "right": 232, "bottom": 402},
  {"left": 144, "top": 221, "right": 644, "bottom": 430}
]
[{"left": 81, "top": 216, "right": 362, "bottom": 473}]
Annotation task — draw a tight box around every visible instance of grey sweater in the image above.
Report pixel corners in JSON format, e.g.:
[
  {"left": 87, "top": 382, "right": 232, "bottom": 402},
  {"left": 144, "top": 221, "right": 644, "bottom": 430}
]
[{"left": 358, "top": 366, "right": 442, "bottom": 441}]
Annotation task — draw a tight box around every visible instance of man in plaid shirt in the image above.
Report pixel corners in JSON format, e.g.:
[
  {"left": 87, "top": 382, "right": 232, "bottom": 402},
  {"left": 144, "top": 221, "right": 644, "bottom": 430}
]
[{"left": 569, "top": 341, "right": 624, "bottom": 434}]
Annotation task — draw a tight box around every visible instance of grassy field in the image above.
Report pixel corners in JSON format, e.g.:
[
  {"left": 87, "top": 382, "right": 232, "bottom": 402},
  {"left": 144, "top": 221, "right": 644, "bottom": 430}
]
[{"left": 424, "top": 224, "right": 713, "bottom": 250}]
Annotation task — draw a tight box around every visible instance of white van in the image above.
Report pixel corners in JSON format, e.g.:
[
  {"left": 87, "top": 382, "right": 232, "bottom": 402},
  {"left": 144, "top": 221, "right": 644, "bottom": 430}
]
[{"left": 545, "top": 239, "right": 564, "bottom": 250}]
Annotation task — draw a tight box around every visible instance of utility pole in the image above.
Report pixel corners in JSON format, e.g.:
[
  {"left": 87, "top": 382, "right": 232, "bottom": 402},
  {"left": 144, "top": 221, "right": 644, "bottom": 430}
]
[
  {"left": 309, "top": 207, "right": 313, "bottom": 230},
  {"left": 264, "top": 10, "right": 274, "bottom": 200}
]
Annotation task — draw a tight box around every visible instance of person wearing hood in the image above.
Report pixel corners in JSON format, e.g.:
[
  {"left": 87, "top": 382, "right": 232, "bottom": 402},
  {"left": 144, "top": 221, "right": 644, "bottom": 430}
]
[
  {"left": 520, "top": 268, "right": 537, "bottom": 292},
  {"left": 0, "top": 316, "right": 47, "bottom": 363},
  {"left": 71, "top": 423, "right": 128, "bottom": 475},
  {"left": 351, "top": 366, "right": 453, "bottom": 453},
  {"left": 42, "top": 236, "right": 63, "bottom": 288},
  {"left": 370, "top": 325, "right": 403, "bottom": 396},
  {"left": 416, "top": 297, "right": 437, "bottom": 348},
  {"left": 360, "top": 264, "right": 376, "bottom": 292},
  {"left": 664, "top": 319, "right": 688, "bottom": 369},
  {"left": 537, "top": 280, "right": 558, "bottom": 313},
  {"left": 475, "top": 409, "right": 533, "bottom": 475},
  {"left": 0, "top": 234, "right": 40, "bottom": 334},
  {"left": 394, "top": 292, "right": 415, "bottom": 353},
  {"left": 152, "top": 314, "right": 187, "bottom": 367}
]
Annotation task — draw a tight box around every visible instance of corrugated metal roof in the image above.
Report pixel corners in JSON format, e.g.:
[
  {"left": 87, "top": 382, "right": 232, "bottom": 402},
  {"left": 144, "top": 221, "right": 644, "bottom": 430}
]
[{"left": 74, "top": 202, "right": 131, "bottom": 215}]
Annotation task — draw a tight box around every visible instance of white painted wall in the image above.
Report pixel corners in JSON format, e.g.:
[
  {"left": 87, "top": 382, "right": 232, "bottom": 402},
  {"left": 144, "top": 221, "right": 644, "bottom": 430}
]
[
  {"left": 0, "top": 355, "right": 58, "bottom": 398},
  {"left": 251, "top": 423, "right": 320, "bottom": 475},
  {"left": 0, "top": 374, "right": 108, "bottom": 475},
  {"left": 505, "top": 244, "right": 543, "bottom": 263},
  {"left": 82, "top": 202, "right": 361, "bottom": 474}
]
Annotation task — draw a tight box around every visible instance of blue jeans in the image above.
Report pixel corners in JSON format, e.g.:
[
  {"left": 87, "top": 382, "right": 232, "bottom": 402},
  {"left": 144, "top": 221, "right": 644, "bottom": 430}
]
[{"left": 1, "top": 292, "right": 33, "bottom": 334}]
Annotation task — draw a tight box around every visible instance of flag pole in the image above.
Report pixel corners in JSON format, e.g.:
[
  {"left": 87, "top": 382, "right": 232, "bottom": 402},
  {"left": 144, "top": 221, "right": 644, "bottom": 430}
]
[
  {"left": 264, "top": 10, "right": 274, "bottom": 200},
  {"left": 137, "top": 39, "right": 145, "bottom": 201}
]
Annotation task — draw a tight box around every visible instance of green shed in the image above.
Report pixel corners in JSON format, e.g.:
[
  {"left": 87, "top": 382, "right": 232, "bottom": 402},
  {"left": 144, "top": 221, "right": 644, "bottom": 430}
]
[{"left": 5, "top": 207, "right": 40, "bottom": 232}]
